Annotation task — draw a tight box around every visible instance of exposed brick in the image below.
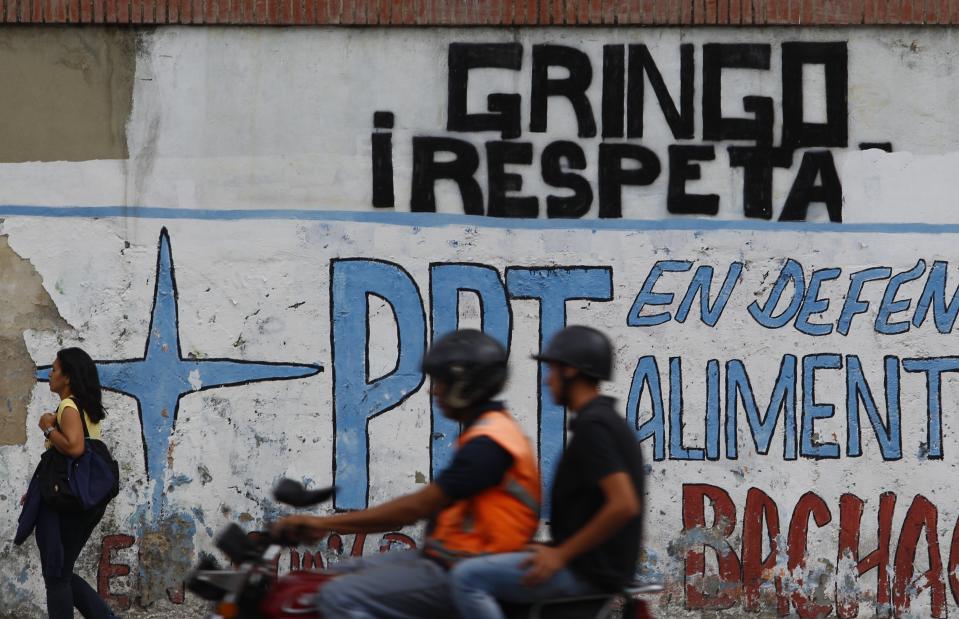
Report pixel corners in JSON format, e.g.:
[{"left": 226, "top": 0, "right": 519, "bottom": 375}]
[
  {"left": 789, "top": 0, "right": 799, "bottom": 21},
  {"left": 767, "top": 0, "right": 789, "bottom": 25},
  {"left": 878, "top": 0, "right": 892, "bottom": 22},
  {"left": 645, "top": 0, "right": 655, "bottom": 22},
  {"left": 2, "top": 0, "right": 958, "bottom": 23},
  {"left": 637, "top": 0, "right": 650, "bottom": 22},
  {"left": 576, "top": 0, "right": 589, "bottom": 24},
  {"left": 848, "top": 0, "right": 863, "bottom": 23},
  {"left": 588, "top": 0, "right": 600, "bottom": 22},
  {"left": 602, "top": 0, "right": 614, "bottom": 23},
  {"left": 901, "top": 0, "right": 913, "bottom": 20},
  {"left": 522, "top": 0, "right": 534, "bottom": 23}
]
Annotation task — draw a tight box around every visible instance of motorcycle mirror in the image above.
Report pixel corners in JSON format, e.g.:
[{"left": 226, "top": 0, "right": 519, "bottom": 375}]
[{"left": 272, "top": 478, "right": 336, "bottom": 508}]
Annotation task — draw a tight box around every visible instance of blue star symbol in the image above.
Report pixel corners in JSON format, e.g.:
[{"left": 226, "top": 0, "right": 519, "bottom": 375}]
[{"left": 38, "top": 228, "right": 322, "bottom": 520}]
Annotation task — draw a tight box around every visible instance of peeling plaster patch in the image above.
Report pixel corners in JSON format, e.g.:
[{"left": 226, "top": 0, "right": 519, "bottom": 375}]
[
  {"left": 0, "top": 27, "right": 135, "bottom": 163},
  {"left": 169, "top": 474, "right": 192, "bottom": 489},
  {"left": 0, "top": 234, "right": 71, "bottom": 445},
  {"left": 836, "top": 551, "right": 861, "bottom": 607},
  {"left": 0, "top": 574, "right": 41, "bottom": 619},
  {"left": 137, "top": 513, "right": 196, "bottom": 606},
  {"left": 636, "top": 548, "right": 665, "bottom": 584},
  {"left": 188, "top": 368, "right": 202, "bottom": 391}
]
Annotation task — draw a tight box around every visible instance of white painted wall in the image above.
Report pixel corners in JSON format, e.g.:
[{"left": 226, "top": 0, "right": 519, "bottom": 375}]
[{"left": 2, "top": 27, "right": 959, "bottom": 617}]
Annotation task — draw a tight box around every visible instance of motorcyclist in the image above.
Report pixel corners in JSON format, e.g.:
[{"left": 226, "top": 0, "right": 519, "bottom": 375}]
[
  {"left": 448, "top": 325, "right": 645, "bottom": 619},
  {"left": 274, "top": 329, "right": 540, "bottom": 619}
]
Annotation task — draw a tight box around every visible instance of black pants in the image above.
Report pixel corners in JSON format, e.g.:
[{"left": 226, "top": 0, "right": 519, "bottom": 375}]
[{"left": 43, "top": 505, "right": 118, "bottom": 619}]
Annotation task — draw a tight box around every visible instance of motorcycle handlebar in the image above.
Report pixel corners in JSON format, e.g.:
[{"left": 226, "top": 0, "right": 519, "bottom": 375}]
[{"left": 272, "top": 479, "right": 336, "bottom": 508}]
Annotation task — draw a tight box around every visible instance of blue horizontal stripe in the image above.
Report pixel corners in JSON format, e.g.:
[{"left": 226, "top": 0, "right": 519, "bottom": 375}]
[{"left": 1, "top": 204, "right": 957, "bottom": 235}]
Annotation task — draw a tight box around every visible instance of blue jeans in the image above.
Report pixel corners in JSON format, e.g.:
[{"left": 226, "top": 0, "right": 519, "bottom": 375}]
[
  {"left": 316, "top": 550, "right": 458, "bottom": 619},
  {"left": 450, "top": 552, "right": 600, "bottom": 619}
]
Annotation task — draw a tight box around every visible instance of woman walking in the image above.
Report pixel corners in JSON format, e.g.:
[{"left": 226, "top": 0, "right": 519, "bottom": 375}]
[{"left": 25, "top": 348, "right": 120, "bottom": 618}]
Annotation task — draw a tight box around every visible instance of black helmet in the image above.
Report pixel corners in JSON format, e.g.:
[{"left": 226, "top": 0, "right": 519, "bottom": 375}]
[
  {"left": 422, "top": 329, "right": 508, "bottom": 409},
  {"left": 533, "top": 325, "right": 613, "bottom": 381}
]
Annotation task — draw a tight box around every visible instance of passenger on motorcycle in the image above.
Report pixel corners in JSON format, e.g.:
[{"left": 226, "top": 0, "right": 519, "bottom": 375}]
[
  {"left": 449, "top": 325, "right": 645, "bottom": 619},
  {"left": 274, "top": 329, "right": 540, "bottom": 619}
]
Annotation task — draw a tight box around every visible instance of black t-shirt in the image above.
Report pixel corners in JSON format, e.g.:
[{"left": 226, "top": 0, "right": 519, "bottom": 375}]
[
  {"left": 435, "top": 436, "right": 513, "bottom": 499},
  {"left": 434, "top": 402, "right": 514, "bottom": 500},
  {"left": 550, "top": 396, "right": 645, "bottom": 591}
]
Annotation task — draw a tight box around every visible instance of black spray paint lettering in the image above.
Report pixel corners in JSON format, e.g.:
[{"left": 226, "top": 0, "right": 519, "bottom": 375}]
[{"left": 371, "top": 41, "right": 891, "bottom": 220}]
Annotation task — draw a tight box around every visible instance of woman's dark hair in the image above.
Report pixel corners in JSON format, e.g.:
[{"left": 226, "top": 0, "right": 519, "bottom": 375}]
[{"left": 57, "top": 347, "right": 106, "bottom": 423}]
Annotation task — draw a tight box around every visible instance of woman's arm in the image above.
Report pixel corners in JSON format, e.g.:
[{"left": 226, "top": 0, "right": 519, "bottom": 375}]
[{"left": 42, "top": 407, "right": 86, "bottom": 458}]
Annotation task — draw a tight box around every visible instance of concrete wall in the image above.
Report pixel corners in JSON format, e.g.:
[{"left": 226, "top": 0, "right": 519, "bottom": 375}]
[{"left": 2, "top": 26, "right": 959, "bottom": 617}]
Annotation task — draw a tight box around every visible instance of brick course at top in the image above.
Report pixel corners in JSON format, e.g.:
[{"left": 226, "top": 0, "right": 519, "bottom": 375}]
[{"left": 3, "top": 0, "right": 958, "bottom": 25}]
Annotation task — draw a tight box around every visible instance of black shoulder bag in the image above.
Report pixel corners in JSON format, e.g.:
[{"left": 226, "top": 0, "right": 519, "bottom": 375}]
[{"left": 35, "top": 410, "right": 120, "bottom": 512}]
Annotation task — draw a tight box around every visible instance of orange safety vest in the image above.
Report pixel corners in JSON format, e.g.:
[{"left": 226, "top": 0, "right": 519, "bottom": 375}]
[{"left": 424, "top": 409, "right": 541, "bottom": 566}]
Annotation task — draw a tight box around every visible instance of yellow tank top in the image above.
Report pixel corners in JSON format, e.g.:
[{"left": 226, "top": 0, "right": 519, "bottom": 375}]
[{"left": 44, "top": 396, "right": 101, "bottom": 449}]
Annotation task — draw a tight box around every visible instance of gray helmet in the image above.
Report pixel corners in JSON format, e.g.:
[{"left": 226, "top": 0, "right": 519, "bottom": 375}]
[
  {"left": 422, "top": 329, "right": 508, "bottom": 409},
  {"left": 533, "top": 325, "right": 613, "bottom": 381}
]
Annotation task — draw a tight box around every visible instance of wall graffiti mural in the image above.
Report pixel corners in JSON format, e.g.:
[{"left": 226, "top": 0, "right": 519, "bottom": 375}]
[
  {"left": 3, "top": 27, "right": 959, "bottom": 618},
  {"left": 371, "top": 41, "right": 890, "bottom": 222},
  {"left": 38, "top": 229, "right": 322, "bottom": 517},
  {"left": 29, "top": 229, "right": 322, "bottom": 605}
]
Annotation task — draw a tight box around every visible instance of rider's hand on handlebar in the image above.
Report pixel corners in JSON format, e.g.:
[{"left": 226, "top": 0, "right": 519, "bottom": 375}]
[{"left": 272, "top": 515, "right": 328, "bottom": 544}]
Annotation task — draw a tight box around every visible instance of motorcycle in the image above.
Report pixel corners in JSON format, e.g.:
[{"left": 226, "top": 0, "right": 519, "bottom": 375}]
[{"left": 187, "top": 479, "right": 662, "bottom": 618}]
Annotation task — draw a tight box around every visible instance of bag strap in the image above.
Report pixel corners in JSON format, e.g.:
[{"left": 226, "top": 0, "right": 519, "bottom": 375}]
[
  {"left": 63, "top": 398, "right": 90, "bottom": 439},
  {"left": 79, "top": 408, "right": 90, "bottom": 439}
]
